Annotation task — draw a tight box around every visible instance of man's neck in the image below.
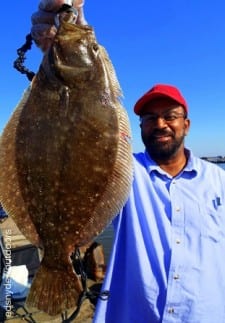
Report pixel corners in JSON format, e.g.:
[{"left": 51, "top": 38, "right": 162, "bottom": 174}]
[{"left": 151, "top": 149, "right": 188, "bottom": 177}]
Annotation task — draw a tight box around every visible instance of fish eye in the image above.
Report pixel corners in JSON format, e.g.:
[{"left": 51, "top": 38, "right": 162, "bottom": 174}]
[{"left": 92, "top": 43, "right": 99, "bottom": 52}]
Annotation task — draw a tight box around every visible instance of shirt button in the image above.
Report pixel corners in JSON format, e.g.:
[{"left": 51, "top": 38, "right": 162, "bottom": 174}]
[
  {"left": 173, "top": 274, "right": 179, "bottom": 280},
  {"left": 175, "top": 206, "right": 181, "bottom": 212},
  {"left": 168, "top": 307, "right": 175, "bottom": 314},
  {"left": 176, "top": 238, "right": 181, "bottom": 244}
]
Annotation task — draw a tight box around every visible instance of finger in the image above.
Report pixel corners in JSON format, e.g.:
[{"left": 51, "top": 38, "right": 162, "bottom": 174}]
[
  {"left": 31, "top": 24, "right": 57, "bottom": 52},
  {"left": 31, "top": 10, "right": 56, "bottom": 25},
  {"left": 73, "top": 0, "right": 85, "bottom": 9},
  {"left": 75, "top": 7, "right": 87, "bottom": 25},
  {"left": 39, "top": 0, "right": 74, "bottom": 12}
]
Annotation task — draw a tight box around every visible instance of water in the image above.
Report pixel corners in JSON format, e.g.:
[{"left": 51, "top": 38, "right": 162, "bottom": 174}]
[
  {"left": 95, "top": 224, "right": 114, "bottom": 264},
  {"left": 219, "top": 162, "right": 225, "bottom": 170},
  {"left": 96, "top": 162, "right": 225, "bottom": 264}
]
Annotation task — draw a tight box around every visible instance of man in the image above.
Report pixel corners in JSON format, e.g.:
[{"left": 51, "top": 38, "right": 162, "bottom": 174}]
[
  {"left": 31, "top": 3, "right": 225, "bottom": 322},
  {"left": 94, "top": 84, "right": 225, "bottom": 323}
]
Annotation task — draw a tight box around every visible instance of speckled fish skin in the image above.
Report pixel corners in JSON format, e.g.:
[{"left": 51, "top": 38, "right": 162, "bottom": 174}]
[{"left": 0, "top": 21, "right": 133, "bottom": 315}]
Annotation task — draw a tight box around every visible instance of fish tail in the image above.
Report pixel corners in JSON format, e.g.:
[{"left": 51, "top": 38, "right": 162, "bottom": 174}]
[{"left": 25, "top": 262, "right": 83, "bottom": 316}]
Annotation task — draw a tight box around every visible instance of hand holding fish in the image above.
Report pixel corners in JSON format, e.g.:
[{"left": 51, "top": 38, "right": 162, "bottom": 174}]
[
  {"left": 31, "top": 0, "right": 87, "bottom": 52},
  {"left": 38, "top": 0, "right": 84, "bottom": 12}
]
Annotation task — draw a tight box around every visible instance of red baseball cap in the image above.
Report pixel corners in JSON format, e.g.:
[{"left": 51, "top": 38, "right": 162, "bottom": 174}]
[{"left": 134, "top": 84, "right": 188, "bottom": 115}]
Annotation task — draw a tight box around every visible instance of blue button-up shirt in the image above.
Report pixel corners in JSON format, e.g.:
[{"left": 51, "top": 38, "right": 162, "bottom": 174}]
[
  {"left": 0, "top": 205, "right": 7, "bottom": 219},
  {"left": 94, "top": 150, "right": 225, "bottom": 323}
]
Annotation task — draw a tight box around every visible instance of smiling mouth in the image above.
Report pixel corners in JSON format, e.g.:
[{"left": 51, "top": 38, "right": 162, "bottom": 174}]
[
  {"left": 153, "top": 133, "right": 172, "bottom": 139},
  {"left": 155, "top": 136, "right": 171, "bottom": 142}
]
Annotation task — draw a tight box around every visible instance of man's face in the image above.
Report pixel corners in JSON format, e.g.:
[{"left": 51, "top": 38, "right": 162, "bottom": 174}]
[{"left": 140, "top": 98, "right": 190, "bottom": 161}]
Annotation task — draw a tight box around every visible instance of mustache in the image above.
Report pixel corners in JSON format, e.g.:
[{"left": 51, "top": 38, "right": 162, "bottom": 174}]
[{"left": 150, "top": 129, "right": 174, "bottom": 138}]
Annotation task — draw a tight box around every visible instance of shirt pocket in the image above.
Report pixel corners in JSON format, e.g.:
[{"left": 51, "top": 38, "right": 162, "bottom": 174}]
[{"left": 200, "top": 203, "right": 225, "bottom": 242}]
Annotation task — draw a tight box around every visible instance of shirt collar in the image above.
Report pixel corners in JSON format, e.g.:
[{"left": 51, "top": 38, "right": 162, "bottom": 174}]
[{"left": 144, "top": 148, "right": 198, "bottom": 178}]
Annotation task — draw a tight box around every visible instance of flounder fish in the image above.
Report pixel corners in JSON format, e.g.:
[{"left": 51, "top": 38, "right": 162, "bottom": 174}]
[{"left": 0, "top": 20, "right": 133, "bottom": 315}]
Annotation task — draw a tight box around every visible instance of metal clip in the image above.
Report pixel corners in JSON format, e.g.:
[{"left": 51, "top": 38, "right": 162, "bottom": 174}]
[{"left": 55, "top": 4, "right": 78, "bottom": 27}]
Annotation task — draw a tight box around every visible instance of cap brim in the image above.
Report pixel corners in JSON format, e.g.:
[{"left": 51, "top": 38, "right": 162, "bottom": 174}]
[{"left": 134, "top": 92, "right": 177, "bottom": 115}]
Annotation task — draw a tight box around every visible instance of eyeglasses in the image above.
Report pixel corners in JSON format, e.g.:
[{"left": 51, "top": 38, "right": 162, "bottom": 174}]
[{"left": 140, "top": 112, "right": 187, "bottom": 125}]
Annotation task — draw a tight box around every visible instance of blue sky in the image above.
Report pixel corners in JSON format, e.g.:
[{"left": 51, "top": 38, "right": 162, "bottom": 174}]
[{"left": 1, "top": 1, "right": 225, "bottom": 157}]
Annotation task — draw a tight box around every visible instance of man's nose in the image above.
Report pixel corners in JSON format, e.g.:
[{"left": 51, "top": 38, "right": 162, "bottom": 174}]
[{"left": 153, "top": 117, "right": 167, "bottom": 128}]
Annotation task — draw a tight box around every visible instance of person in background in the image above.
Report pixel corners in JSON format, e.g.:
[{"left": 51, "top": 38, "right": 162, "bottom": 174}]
[{"left": 31, "top": 2, "right": 225, "bottom": 322}]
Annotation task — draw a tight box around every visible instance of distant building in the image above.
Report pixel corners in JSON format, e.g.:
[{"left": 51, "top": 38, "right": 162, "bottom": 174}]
[{"left": 201, "top": 156, "right": 225, "bottom": 163}]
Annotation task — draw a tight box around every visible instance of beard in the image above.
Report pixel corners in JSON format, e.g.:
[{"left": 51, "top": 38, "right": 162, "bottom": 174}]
[{"left": 141, "top": 129, "right": 186, "bottom": 161}]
